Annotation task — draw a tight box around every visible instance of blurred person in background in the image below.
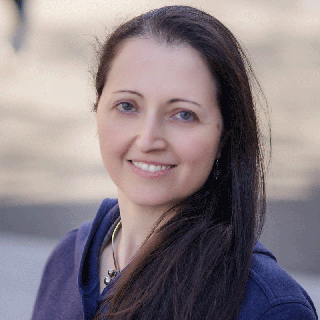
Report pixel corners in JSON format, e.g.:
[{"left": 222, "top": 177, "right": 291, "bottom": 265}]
[
  {"left": 11, "top": 0, "right": 26, "bottom": 51},
  {"left": 31, "top": 6, "right": 318, "bottom": 320},
  {"left": 0, "top": 0, "right": 26, "bottom": 75}
]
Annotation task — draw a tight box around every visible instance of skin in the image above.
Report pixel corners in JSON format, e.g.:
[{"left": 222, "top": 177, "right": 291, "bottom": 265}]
[{"left": 97, "top": 37, "right": 223, "bottom": 292}]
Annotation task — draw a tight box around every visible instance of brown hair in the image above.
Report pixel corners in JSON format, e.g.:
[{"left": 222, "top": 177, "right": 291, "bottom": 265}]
[{"left": 94, "top": 5, "right": 267, "bottom": 320}]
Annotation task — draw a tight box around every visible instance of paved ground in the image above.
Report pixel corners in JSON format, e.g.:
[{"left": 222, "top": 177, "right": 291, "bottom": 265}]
[{"left": 0, "top": 233, "right": 58, "bottom": 320}]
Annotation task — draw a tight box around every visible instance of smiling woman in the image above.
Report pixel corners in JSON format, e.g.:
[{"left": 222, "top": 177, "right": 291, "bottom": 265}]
[{"left": 32, "top": 5, "right": 318, "bottom": 320}]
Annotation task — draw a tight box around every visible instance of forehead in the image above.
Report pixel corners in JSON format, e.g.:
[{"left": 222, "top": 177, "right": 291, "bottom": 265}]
[{"left": 105, "top": 37, "right": 217, "bottom": 100}]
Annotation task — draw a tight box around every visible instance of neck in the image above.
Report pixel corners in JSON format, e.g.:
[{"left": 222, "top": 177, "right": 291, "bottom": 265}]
[{"left": 115, "top": 190, "right": 174, "bottom": 270}]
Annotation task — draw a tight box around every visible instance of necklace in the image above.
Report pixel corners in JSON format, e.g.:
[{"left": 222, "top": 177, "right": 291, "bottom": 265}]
[{"left": 104, "top": 220, "right": 122, "bottom": 285}]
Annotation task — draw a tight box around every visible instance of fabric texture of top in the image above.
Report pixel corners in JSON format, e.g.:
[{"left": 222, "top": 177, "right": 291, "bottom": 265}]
[{"left": 32, "top": 198, "right": 318, "bottom": 320}]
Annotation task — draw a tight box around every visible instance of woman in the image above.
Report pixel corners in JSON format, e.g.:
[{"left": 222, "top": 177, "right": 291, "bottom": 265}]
[{"left": 32, "top": 6, "right": 318, "bottom": 320}]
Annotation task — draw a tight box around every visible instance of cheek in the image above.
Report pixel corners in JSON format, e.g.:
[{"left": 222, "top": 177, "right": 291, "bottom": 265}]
[
  {"left": 174, "top": 129, "right": 220, "bottom": 169},
  {"left": 97, "top": 119, "right": 130, "bottom": 162}
]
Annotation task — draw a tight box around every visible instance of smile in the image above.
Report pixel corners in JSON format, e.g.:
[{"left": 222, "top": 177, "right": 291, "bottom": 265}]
[{"left": 131, "top": 161, "right": 175, "bottom": 172}]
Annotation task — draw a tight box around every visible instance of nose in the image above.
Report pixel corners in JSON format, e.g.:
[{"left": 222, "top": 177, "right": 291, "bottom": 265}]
[{"left": 135, "top": 115, "right": 167, "bottom": 153}]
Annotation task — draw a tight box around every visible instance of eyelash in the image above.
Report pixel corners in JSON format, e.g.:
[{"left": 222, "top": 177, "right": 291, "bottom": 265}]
[
  {"left": 115, "top": 101, "right": 198, "bottom": 122},
  {"left": 116, "top": 102, "right": 137, "bottom": 113},
  {"left": 172, "top": 110, "right": 198, "bottom": 122}
]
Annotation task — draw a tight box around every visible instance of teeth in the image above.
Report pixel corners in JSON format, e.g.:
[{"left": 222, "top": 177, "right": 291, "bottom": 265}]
[
  {"left": 141, "top": 163, "right": 148, "bottom": 171},
  {"left": 132, "top": 161, "right": 173, "bottom": 172}
]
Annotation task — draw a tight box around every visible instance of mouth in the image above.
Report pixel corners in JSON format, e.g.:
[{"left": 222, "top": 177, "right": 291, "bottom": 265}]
[{"left": 129, "top": 160, "right": 176, "bottom": 173}]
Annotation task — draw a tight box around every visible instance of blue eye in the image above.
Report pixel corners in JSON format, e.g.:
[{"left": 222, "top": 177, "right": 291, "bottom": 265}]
[
  {"left": 174, "top": 110, "right": 197, "bottom": 122},
  {"left": 116, "top": 102, "right": 136, "bottom": 113}
]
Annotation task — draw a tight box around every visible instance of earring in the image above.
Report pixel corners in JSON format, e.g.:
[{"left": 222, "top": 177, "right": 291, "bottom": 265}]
[{"left": 213, "top": 159, "right": 220, "bottom": 180}]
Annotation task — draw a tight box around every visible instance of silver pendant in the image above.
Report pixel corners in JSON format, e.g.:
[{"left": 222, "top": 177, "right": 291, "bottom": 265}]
[{"left": 104, "top": 268, "right": 120, "bottom": 285}]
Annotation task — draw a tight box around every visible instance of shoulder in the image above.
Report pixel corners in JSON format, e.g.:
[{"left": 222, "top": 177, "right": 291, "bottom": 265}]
[
  {"left": 38, "top": 197, "right": 119, "bottom": 279},
  {"left": 238, "top": 242, "right": 318, "bottom": 320},
  {"left": 44, "top": 221, "right": 92, "bottom": 273},
  {"left": 32, "top": 222, "right": 91, "bottom": 319},
  {"left": 32, "top": 198, "right": 119, "bottom": 320}
]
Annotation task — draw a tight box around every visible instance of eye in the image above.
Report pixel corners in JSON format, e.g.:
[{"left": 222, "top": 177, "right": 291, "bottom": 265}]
[
  {"left": 116, "top": 102, "right": 137, "bottom": 113},
  {"left": 173, "top": 110, "right": 198, "bottom": 122}
]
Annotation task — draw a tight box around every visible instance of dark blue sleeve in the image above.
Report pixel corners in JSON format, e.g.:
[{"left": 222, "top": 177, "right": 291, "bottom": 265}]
[{"left": 258, "top": 302, "right": 317, "bottom": 320}]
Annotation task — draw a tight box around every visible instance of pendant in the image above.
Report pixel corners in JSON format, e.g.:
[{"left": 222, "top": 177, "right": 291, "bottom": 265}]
[{"left": 104, "top": 268, "right": 120, "bottom": 285}]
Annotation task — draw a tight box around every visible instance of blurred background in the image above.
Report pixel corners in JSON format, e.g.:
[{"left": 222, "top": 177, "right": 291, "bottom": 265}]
[{"left": 0, "top": 0, "right": 319, "bottom": 318}]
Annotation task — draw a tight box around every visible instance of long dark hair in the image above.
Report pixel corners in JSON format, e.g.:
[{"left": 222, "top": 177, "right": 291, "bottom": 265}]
[{"left": 94, "top": 5, "right": 267, "bottom": 320}]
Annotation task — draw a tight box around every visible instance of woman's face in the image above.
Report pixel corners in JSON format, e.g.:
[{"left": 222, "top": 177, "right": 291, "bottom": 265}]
[{"left": 96, "top": 37, "right": 223, "bottom": 210}]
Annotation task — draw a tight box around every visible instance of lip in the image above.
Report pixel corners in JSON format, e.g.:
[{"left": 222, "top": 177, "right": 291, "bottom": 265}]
[{"left": 128, "top": 160, "right": 176, "bottom": 179}]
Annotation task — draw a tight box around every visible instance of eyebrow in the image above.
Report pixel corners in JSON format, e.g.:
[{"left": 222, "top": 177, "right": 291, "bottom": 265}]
[
  {"left": 112, "top": 90, "right": 143, "bottom": 98},
  {"left": 168, "top": 98, "right": 201, "bottom": 107},
  {"left": 112, "top": 90, "right": 201, "bottom": 107}
]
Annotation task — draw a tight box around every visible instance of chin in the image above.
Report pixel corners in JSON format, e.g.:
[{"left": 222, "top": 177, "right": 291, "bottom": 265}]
[
  {"left": 124, "top": 190, "right": 181, "bottom": 210},
  {"left": 133, "top": 197, "right": 176, "bottom": 209}
]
